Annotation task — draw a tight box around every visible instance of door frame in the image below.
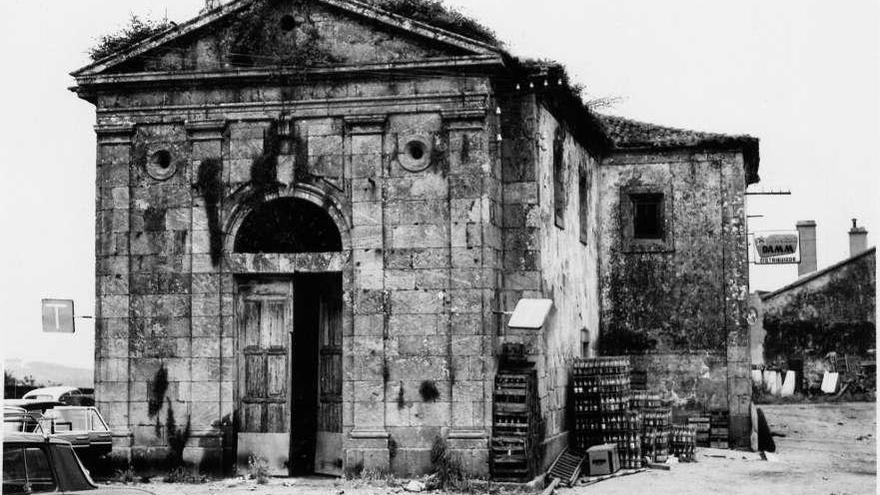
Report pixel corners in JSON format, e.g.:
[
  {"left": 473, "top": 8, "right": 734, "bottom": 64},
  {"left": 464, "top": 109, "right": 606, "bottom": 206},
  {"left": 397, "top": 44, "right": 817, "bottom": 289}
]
[{"left": 232, "top": 268, "right": 347, "bottom": 476}]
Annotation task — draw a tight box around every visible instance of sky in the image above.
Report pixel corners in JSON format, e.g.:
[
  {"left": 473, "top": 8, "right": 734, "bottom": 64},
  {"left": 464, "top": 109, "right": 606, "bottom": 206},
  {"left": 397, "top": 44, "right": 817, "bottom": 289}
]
[{"left": 0, "top": 0, "right": 877, "bottom": 369}]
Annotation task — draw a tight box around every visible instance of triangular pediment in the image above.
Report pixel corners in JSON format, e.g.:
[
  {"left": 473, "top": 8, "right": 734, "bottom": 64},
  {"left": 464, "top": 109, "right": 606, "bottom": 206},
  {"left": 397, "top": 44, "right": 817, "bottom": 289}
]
[{"left": 73, "top": 0, "right": 501, "bottom": 77}]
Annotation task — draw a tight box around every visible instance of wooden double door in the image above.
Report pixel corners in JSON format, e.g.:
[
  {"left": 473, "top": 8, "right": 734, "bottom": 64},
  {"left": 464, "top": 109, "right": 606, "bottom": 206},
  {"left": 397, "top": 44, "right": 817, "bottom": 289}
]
[{"left": 236, "top": 274, "right": 342, "bottom": 476}]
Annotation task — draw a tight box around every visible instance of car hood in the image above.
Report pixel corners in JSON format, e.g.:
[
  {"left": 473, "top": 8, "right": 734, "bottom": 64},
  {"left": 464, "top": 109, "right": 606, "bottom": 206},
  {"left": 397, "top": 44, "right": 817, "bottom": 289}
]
[{"left": 67, "top": 487, "right": 157, "bottom": 495}]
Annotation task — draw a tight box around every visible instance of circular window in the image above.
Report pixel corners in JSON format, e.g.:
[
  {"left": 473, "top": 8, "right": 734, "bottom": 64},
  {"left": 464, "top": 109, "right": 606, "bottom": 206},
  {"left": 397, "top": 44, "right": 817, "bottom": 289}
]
[
  {"left": 280, "top": 14, "right": 297, "bottom": 32},
  {"left": 146, "top": 149, "right": 177, "bottom": 180},
  {"left": 406, "top": 141, "right": 426, "bottom": 160},
  {"left": 398, "top": 136, "right": 432, "bottom": 172}
]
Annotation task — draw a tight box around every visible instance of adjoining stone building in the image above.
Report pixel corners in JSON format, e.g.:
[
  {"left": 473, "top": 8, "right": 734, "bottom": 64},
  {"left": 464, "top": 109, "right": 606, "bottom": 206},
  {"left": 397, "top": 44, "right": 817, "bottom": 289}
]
[
  {"left": 72, "top": 0, "right": 759, "bottom": 476},
  {"left": 753, "top": 221, "right": 875, "bottom": 390}
]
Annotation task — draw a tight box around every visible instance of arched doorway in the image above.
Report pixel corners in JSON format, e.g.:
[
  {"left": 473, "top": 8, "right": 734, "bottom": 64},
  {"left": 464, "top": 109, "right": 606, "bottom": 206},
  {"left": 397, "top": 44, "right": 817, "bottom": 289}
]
[{"left": 232, "top": 197, "right": 344, "bottom": 477}]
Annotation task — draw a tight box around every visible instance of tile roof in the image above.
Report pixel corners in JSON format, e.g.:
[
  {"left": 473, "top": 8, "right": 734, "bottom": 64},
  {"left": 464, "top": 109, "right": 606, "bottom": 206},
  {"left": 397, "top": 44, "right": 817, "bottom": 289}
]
[
  {"left": 598, "top": 114, "right": 761, "bottom": 184},
  {"left": 599, "top": 114, "right": 754, "bottom": 150}
]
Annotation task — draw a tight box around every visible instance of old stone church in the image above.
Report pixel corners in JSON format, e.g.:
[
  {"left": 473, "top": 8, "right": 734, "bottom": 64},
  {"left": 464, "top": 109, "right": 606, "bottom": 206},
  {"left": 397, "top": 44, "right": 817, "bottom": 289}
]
[{"left": 73, "top": 0, "right": 759, "bottom": 477}]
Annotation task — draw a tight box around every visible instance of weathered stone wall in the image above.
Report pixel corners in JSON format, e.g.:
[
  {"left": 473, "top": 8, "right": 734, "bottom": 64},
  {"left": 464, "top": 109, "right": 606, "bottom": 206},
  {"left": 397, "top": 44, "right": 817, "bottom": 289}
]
[
  {"left": 91, "top": 68, "right": 499, "bottom": 475},
  {"left": 760, "top": 249, "right": 876, "bottom": 388},
  {"left": 597, "top": 150, "right": 751, "bottom": 446},
  {"left": 499, "top": 93, "right": 602, "bottom": 467}
]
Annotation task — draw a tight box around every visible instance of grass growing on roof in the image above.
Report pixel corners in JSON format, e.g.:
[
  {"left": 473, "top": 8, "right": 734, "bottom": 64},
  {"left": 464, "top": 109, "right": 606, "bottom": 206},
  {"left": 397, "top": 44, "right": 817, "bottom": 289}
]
[
  {"left": 89, "top": 14, "right": 173, "bottom": 62},
  {"left": 367, "top": 0, "right": 500, "bottom": 46}
]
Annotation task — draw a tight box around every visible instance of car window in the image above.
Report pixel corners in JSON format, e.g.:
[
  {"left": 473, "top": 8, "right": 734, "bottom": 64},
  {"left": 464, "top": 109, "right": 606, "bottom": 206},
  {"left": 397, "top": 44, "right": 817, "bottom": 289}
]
[
  {"left": 52, "top": 444, "right": 95, "bottom": 492},
  {"left": 24, "top": 447, "right": 57, "bottom": 493},
  {"left": 88, "top": 410, "right": 108, "bottom": 432},
  {"left": 3, "top": 446, "right": 28, "bottom": 493},
  {"left": 4, "top": 420, "right": 25, "bottom": 433},
  {"left": 47, "top": 409, "right": 88, "bottom": 432}
]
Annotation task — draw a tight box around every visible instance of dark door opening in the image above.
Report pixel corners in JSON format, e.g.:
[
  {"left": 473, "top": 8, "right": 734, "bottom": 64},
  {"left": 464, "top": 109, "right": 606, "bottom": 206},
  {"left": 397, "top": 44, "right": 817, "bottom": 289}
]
[{"left": 289, "top": 273, "right": 343, "bottom": 476}]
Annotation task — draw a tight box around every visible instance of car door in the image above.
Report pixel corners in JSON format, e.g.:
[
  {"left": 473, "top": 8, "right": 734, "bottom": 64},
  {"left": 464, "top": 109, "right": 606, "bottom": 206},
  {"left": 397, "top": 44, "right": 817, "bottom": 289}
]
[
  {"left": 2, "top": 444, "right": 59, "bottom": 494},
  {"left": 87, "top": 409, "right": 112, "bottom": 457}
]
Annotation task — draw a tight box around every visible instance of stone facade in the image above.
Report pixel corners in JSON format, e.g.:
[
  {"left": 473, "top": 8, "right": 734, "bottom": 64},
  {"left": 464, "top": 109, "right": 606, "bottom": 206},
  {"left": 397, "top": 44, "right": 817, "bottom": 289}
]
[
  {"left": 75, "top": 0, "right": 759, "bottom": 476},
  {"left": 596, "top": 116, "right": 759, "bottom": 448}
]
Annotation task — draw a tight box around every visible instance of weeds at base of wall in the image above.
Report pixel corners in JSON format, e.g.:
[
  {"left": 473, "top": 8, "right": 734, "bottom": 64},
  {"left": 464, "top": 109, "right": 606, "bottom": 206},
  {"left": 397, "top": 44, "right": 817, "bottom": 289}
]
[
  {"left": 247, "top": 455, "right": 271, "bottom": 484},
  {"left": 113, "top": 465, "right": 137, "bottom": 484},
  {"left": 343, "top": 461, "right": 364, "bottom": 479},
  {"left": 429, "top": 436, "right": 465, "bottom": 491},
  {"left": 163, "top": 466, "right": 208, "bottom": 484}
]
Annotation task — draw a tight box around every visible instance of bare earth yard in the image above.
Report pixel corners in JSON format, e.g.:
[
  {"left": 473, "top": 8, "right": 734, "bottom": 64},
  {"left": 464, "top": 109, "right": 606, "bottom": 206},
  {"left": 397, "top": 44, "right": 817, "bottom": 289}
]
[{"left": 110, "top": 402, "right": 876, "bottom": 495}]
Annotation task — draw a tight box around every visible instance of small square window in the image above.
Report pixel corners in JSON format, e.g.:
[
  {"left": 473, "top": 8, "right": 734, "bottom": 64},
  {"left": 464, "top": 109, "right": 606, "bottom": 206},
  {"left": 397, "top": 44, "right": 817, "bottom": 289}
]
[
  {"left": 631, "top": 193, "right": 664, "bottom": 239},
  {"left": 619, "top": 184, "right": 674, "bottom": 253}
]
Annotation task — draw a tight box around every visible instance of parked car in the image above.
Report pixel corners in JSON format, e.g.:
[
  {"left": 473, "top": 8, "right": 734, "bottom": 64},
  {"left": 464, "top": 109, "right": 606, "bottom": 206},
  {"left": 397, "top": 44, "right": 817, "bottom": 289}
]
[
  {"left": 21, "top": 386, "right": 93, "bottom": 406},
  {"left": 3, "top": 406, "right": 44, "bottom": 434},
  {"left": 41, "top": 407, "right": 113, "bottom": 459},
  {"left": 2, "top": 433, "right": 152, "bottom": 494}
]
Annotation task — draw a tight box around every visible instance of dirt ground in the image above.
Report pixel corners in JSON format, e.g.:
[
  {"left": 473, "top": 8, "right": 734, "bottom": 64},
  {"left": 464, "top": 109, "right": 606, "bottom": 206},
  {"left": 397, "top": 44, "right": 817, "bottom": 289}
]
[{"left": 107, "top": 402, "right": 876, "bottom": 495}]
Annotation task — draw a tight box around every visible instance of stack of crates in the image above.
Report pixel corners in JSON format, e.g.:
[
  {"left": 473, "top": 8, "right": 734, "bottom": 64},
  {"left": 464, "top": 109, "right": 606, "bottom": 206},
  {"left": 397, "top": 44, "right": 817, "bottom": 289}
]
[
  {"left": 572, "top": 357, "right": 642, "bottom": 468},
  {"left": 639, "top": 408, "right": 672, "bottom": 463},
  {"left": 491, "top": 369, "right": 541, "bottom": 482},
  {"left": 630, "top": 391, "right": 661, "bottom": 410},
  {"left": 709, "top": 411, "right": 730, "bottom": 449},
  {"left": 687, "top": 416, "right": 711, "bottom": 447},
  {"left": 671, "top": 425, "right": 697, "bottom": 462}
]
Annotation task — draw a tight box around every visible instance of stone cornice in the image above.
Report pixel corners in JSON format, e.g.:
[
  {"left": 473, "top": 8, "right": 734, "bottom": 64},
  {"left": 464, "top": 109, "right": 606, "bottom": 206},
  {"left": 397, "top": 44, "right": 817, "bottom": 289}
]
[
  {"left": 185, "top": 120, "right": 227, "bottom": 141},
  {"left": 94, "top": 123, "right": 135, "bottom": 145},
  {"left": 95, "top": 92, "right": 490, "bottom": 121},
  {"left": 441, "top": 109, "right": 487, "bottom": 131},
  {"left": 73, "top": 55, "right": 503, "bottom": 93},
  {"left": 343, "top": 114, "right": 387, "bottom": 135}
]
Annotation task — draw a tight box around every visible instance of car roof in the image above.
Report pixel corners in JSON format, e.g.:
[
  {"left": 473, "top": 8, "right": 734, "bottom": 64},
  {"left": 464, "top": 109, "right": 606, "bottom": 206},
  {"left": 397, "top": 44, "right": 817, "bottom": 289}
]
[
  {"left": 5, "top": 399, "right": 63, "bottom": 410},
  {"left": 3, "top": 432, "right": 71, "bottom": 445},
  {"left": 22, "top": 386, "right": 81, "bottom": 397}
]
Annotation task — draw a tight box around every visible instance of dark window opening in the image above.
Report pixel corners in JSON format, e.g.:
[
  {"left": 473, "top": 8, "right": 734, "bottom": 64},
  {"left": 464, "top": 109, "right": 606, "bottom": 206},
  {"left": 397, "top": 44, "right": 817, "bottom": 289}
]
[
  {"left": 579, "top": 166, "right": 589, "bottom": 244},
  {"left": 631, "top": 193, "right": 664, "bottom": 239},
  {"left": 280, "top": 15, "right": 297, "bottom": 32},
  {"left": 406, "top": 140, "right": 426, "bottom": 160},
  {"left": 150, "top": 150, "right": 172, "bottom": 169},
  {"left": 553, "top": 127, "right": 566, "bottom": 228},
  {"left": 235, "top": 198, "right": 342, "bottom": 253}
]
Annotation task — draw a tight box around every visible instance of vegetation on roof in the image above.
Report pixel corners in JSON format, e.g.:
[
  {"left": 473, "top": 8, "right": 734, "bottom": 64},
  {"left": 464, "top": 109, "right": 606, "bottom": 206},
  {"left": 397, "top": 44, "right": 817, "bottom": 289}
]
[
  {"left": 88, "top": 14, "right": 174, "bottom": 62},
  {"left": 504, "top": 57, "right": 614, "bottom": 157},
  {"left": 366, "top": 0, "right": 500, "bottom": 46}
]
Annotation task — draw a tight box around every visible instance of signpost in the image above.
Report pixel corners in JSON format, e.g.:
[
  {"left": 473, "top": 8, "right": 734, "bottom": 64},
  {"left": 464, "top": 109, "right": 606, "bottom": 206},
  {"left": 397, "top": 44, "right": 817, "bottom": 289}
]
[
  {"left": 751, "top": 231, "right": 800, "bottom": 265},
  {"left": 41, "top": 299, "right": 76, "bottom": 333}
]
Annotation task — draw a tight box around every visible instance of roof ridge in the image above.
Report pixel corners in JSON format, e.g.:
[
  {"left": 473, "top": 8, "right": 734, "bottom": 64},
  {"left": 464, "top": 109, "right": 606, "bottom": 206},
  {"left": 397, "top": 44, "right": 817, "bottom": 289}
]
[{"left": 761, "top": 246, "right": 876, "bottom": 301}]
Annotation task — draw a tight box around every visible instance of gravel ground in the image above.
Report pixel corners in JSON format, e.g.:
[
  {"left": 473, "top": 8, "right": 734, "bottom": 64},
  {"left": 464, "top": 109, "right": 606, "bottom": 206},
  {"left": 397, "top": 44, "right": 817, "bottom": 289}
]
[{"left": 102, "top": 402, "right": 876, "bottom": 495}]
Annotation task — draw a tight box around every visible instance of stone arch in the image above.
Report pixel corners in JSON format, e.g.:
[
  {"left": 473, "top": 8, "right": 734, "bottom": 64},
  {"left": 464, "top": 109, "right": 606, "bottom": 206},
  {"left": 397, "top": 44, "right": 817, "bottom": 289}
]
[{"left": 224, "top": 183, "right": 351, "bottom": 254}]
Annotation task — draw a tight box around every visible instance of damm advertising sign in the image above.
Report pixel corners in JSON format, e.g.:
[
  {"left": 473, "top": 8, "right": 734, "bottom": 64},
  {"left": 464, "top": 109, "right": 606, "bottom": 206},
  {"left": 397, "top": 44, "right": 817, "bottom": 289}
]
[{"left": 752, "top": 231, "right": 800, "bottom": 265}]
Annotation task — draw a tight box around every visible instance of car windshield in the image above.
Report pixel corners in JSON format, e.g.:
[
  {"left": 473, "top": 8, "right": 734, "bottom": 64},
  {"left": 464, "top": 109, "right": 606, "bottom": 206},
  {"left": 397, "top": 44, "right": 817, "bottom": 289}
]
[{"left": 45, "top": 409, "right": 88, "bottom": 431}]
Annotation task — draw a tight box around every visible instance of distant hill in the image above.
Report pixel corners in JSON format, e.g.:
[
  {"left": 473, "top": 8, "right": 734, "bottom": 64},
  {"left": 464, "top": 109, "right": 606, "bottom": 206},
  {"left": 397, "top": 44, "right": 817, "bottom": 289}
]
[{"left": 5, "top": 360, "right": 93, "bottom": 389}]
